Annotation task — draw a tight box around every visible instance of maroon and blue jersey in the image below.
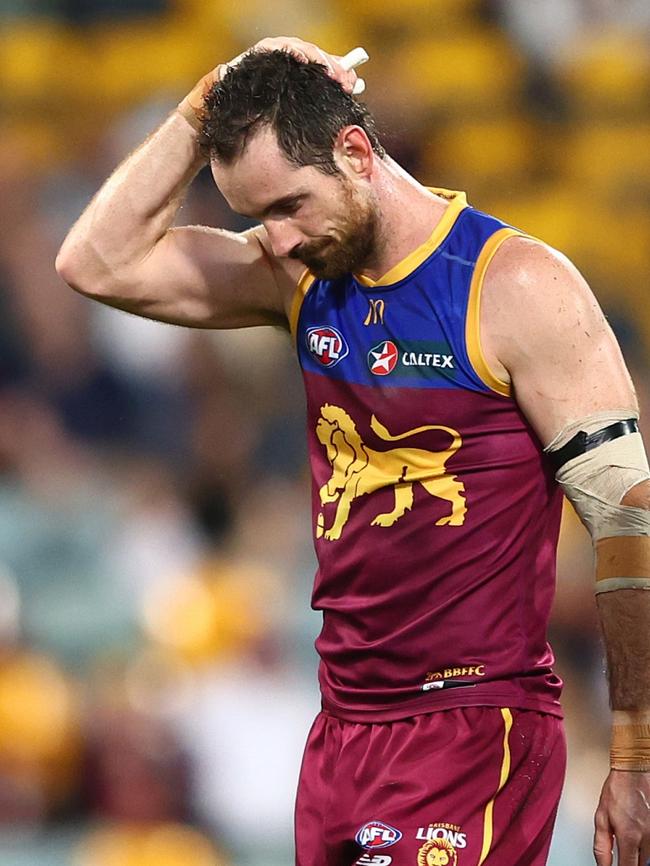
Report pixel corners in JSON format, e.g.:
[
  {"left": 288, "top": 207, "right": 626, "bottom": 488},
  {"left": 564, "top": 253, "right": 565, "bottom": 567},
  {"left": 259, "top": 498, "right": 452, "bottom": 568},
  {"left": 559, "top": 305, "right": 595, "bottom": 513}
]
[{"left": 291, "top": 189, "right": 564, "bottom": 722}]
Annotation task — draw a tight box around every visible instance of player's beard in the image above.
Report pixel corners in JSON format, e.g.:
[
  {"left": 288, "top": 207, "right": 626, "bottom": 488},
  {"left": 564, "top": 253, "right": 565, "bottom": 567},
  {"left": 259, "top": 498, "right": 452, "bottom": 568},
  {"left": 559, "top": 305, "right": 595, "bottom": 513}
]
[{"left": 290, "top": 177, "right": 380, "bottom": 280}]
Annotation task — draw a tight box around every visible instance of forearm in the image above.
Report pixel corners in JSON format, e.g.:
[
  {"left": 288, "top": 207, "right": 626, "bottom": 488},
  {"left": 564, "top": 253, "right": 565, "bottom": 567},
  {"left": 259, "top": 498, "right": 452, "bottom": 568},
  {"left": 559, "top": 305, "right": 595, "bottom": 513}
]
[
  {"left": 596, "top": 481, "right": 650, "bottom": 773},
  {"left": 56, "top": 110, "right": 205, "bottom": 294},
  {"left": 598, "top": 590, "right": 650, "bottom": 712}
]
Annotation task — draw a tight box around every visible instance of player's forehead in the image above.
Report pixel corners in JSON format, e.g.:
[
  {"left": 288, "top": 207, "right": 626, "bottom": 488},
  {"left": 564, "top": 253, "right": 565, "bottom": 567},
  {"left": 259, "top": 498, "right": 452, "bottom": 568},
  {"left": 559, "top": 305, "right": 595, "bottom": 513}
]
[{"left": 211, "top": 126, "right": 316, "bottom": 217}]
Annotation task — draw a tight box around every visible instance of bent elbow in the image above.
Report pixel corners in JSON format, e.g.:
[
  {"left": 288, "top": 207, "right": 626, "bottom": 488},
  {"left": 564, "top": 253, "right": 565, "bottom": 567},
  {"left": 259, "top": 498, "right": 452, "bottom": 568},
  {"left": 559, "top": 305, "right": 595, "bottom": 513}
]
[
  {"left": 55, "top": 242, "right": 111, "bottom": 300},
  {"left": 55, "top": 246, "right": 79, "bottom": 290}
]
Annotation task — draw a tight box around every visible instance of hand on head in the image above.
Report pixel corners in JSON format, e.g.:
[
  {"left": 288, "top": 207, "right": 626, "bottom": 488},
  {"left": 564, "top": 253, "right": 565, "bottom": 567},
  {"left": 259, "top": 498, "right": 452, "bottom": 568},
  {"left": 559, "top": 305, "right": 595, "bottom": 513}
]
[
  {"left": 245, "top": 37, "right": 361, "bottom": 94},
  {"left": 178, "top": 36, "right": 363, "bottom": 129}
]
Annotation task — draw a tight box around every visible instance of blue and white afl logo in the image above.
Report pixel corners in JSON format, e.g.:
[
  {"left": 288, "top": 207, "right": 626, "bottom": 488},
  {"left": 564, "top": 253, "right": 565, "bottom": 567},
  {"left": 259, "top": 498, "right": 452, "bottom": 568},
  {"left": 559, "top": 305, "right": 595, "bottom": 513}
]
[
  {"left": 306, "top": 326, "right": 349, "bottom": 368},
  {"left": 355, "top": 821, "right": 402, "bottom": 849}
]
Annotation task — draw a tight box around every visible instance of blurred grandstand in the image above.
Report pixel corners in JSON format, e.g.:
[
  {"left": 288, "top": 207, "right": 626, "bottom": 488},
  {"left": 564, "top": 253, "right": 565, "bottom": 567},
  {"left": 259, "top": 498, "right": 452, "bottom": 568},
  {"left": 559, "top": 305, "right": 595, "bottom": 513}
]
[{"left": 0, "top": 1, "right": 648, "bottom": 864}]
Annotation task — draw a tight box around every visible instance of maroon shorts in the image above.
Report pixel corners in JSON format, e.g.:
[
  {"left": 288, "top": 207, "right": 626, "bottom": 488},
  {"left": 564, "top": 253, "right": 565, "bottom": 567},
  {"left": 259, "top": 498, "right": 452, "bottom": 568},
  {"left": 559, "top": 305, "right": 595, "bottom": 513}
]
[{"left": 295, "top": 706, "right": 566, "bottom": 866}]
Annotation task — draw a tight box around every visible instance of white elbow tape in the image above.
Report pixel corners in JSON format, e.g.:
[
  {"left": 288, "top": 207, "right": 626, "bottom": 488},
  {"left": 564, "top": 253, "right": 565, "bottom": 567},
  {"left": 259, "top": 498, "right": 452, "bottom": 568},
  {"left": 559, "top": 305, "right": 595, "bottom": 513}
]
[{"left": 545, "top": 411, "right": 650, "bottom": 593}]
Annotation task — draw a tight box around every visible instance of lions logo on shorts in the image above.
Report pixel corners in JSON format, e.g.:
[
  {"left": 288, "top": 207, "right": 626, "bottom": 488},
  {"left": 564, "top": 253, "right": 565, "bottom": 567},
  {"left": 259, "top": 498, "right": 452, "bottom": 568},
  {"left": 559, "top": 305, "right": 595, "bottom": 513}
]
[{"left": 417, "top": 838, "right": 458, "bottom": 866}]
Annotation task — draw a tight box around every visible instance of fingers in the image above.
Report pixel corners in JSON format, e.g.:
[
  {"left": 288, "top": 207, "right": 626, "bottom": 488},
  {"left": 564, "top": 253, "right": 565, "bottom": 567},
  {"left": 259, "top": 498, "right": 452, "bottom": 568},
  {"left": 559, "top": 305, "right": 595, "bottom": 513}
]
[
  {"left": 616, "top": 839, "right": 642, "bottom": 866},
  {"left": 339, "top": 47, "right": 369, "bottom": 95},
  {"left": 597, "top": 829, "right": 644, "bottom": 866},
  {"left": 249, "top": 36, "right": 360, "bottom": 94},
  {"left": 594, "top": 771, "right": 650, "bottom": 866},
  {"left": 321, "top": 48, "right": 359, "bottom": 93}
]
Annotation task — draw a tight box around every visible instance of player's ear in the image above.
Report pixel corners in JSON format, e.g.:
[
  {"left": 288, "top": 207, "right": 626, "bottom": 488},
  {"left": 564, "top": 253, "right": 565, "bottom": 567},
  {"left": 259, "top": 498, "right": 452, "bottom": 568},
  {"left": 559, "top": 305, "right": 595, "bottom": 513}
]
[{"left": 333, "top": 126, "right": 373, "bottom": 178}]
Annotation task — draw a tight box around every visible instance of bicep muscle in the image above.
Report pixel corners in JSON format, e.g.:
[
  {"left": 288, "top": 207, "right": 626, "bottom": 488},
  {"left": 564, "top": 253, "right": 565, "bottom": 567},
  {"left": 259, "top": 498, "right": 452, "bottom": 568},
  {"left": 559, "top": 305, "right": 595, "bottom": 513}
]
[{"left": 114, "top": 225, "right": 294, "bottom": 329}]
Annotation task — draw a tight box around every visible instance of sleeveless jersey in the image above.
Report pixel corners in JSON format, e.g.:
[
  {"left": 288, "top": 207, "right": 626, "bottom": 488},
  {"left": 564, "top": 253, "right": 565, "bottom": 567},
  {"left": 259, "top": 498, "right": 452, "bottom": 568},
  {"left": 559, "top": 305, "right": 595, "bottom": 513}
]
[{"left": 291, "top": 189, "right": 564, "bottom": 722}]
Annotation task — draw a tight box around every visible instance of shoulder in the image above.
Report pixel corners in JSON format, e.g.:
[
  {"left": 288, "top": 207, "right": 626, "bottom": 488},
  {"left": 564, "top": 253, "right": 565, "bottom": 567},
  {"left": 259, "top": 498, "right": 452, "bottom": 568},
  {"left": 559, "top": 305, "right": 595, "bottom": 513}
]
[
  {"left": 483, "top": 235, "right": 595, "bottom": 318},
  {"left": 481, "top": 234, "right": 609, "bottom": 365},
  {"left": 479, "top": 235, "right": 636, "bottom": 444}
]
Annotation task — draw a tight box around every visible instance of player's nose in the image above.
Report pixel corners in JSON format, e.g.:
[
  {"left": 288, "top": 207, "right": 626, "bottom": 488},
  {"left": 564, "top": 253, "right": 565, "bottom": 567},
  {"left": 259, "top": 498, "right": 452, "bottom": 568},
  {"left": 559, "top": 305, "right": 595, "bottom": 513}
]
[{"left": 265, "top": 221, "right": 304, "bottom": 258}]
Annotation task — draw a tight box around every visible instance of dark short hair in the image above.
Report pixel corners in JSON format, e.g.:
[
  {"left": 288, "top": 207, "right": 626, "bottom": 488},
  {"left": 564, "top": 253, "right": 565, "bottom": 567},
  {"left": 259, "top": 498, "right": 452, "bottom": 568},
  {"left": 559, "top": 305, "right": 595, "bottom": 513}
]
[{"left": 199, "top": 49, "right": 385, "bottom": 175}]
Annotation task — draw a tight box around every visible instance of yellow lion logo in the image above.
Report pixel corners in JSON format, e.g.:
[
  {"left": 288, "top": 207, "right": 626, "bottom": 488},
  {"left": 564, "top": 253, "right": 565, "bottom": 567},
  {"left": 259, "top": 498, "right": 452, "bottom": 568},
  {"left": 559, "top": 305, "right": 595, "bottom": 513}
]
[
  {"left": 417, "top": 839, "right": 458, "bottom": 866},
  {"left": 315, "top": 404, "right": 466, "bottom": 541}
]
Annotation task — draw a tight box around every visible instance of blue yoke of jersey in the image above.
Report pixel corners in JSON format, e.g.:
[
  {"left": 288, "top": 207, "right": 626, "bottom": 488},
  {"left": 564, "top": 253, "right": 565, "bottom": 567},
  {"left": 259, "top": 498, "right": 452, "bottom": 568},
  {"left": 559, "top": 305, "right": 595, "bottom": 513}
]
[{"left": 293, "top": 190, "right": 522, "bottom": 398}]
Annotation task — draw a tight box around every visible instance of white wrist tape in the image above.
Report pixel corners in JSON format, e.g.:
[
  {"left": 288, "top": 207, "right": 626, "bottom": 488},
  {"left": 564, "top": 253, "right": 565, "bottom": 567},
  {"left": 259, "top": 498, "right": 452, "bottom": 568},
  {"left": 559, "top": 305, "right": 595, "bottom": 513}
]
[{"left": 340, "top": 47, "right": 369, "bottom": 95}]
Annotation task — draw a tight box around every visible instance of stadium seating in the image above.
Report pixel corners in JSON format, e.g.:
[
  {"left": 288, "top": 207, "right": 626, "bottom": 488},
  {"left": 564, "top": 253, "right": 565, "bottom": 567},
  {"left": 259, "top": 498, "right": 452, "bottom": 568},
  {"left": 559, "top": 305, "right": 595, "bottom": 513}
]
[{"left": 555, "top": 30, "right": 650, "bottom": 116}]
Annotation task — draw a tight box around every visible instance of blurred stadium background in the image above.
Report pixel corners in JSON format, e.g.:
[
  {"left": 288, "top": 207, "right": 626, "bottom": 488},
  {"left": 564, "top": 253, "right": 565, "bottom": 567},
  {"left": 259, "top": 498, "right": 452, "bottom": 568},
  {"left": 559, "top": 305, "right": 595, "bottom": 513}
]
[{"left": 0, "top": 1, "right": 648, "bottom": 864}]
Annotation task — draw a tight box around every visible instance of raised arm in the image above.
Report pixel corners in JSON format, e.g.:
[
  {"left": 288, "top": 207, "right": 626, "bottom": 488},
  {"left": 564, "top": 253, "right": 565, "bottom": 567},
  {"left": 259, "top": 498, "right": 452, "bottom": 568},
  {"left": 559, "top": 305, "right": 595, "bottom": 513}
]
[
  {"left": 481, "top": 237, "right": 650, "bottom": 866},
  {"left": 55, "top": 37, "right": 361, "bottom": 329},
  {"left": 55, "top": 102, "right": 296, "bottom": 329}
]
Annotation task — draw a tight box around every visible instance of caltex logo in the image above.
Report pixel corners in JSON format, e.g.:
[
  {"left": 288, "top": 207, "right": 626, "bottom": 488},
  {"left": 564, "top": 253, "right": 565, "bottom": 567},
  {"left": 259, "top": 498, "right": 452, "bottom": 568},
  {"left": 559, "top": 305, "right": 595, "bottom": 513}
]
[
  {"left": 368, "top": 340, "right": 398, "bottom": 376},
  {"left": 355, "top": 821, "right": 402, "bottom": 849},
  {"left": 306, "top": 326, "right": 349, "bottom": 368}
]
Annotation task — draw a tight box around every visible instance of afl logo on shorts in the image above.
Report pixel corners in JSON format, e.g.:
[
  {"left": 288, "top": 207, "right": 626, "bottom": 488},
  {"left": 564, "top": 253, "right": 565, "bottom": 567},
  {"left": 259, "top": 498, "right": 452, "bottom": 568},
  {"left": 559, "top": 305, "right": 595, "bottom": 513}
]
[
  {"left": 356, "top": 821, "right": 402, "bottom": 849},
  {"left": 306, "top": 326, "right": 349, "bottom": 368},
  {"left": 368, "top": 341, "right": 399, "bottom": 376}
]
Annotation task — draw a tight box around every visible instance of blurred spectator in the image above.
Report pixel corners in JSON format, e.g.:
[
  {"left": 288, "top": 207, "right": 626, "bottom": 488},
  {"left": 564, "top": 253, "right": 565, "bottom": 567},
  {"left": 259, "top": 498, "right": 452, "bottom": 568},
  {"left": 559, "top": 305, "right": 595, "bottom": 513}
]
[{"left": 0, "top": 569, "right": 81, "bottom": 825}]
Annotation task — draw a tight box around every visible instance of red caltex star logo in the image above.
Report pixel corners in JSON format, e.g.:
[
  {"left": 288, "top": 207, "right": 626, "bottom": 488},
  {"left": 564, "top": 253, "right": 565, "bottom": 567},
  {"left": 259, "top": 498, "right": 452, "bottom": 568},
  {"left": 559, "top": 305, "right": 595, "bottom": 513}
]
[{"left": 368, "top": 340, "right": 399, "bottom": 376}]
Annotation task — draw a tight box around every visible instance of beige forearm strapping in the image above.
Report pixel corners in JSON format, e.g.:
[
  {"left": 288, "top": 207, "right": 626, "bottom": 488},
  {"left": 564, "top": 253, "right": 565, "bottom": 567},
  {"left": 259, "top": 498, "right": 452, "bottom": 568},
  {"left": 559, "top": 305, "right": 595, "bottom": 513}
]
[
  {"left": 545, "top": 411, "right": 650, "bottom": 546},
  {"left": 611, "top": 710, "right": 650, "bottom": 771}
]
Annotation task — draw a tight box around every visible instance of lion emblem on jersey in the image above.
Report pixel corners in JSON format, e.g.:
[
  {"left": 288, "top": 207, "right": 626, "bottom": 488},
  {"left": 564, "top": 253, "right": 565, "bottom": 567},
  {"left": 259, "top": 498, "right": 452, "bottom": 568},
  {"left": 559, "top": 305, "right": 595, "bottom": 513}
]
[
  {"left": 417, "top": 839, "right": 458, "bottom": 866},
  {"left": 315, "top": 404, "right": 466, "bottom": 542}
]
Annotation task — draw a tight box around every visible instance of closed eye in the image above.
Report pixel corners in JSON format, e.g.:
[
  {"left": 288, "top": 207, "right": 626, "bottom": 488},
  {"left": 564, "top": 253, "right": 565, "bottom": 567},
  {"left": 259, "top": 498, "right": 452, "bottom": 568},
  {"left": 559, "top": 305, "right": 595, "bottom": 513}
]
[
  {"left": 270, "top": 196, "right": 305, "bottom": 217},
  {"left": 234, "top": 193, "right": 308, "bottom": 221}
]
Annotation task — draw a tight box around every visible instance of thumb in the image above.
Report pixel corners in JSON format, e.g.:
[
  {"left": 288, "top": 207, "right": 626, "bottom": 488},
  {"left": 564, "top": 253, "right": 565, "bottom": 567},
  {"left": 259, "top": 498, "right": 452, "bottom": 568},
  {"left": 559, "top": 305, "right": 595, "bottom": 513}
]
[{"left": 593, "top": 810, "right": 614, "bottom": 866}]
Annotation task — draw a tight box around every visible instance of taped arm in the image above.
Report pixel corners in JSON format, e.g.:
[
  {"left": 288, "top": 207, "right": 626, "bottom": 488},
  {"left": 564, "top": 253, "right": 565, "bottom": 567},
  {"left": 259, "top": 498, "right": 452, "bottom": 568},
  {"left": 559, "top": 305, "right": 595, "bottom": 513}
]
[{"left": 481, "top": 237, "right": 650, "bottom": 766}]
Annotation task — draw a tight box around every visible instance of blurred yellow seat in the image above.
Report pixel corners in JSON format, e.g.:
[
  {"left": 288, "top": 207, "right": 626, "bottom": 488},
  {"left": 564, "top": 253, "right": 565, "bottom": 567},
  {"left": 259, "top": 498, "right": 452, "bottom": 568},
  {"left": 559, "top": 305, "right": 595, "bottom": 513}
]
[
  {"left": 0, "top": 651, "right": 80, "bottom": 803},
  {"left": 0, "top": 119, "right": 66, "bottom": 170},
  {"left": 479, "top": 184, "right": 583, "bottom": 253},
  {"left": 88, "top": 21, "right": 221, "bottom": 107},
  {"left": 0, "top": 21, "right": 93, "bottom": 106},
  {"left": 480, "top": 184, "right": 649, "bottom": 309},
  {"left": 423, "top": 117, "right": 535, "bottom": 190},
  {"left": 0, "top": 653, "right": 78, "bottom": 762},
  {"left": 294, "top": 19, "right": 363, "bottom": 59},
  {"left": 142, "top": 557, "right": 282, "bottom": 666},
  {"left": 170, "top": 0, "right": 232, "bottom": 21},
  {"left": 75, "top": 824, "right": 228, "bottom": 866},
  {"left": 332, "top": 0, "right": 484, "bottom": 31},
  {"left": 559, "top": 124, "right": 650, "bottom": 197},
  {"left": 397, "top": 28, "right": 525, "bottom": 112},
  {"left": 556, "top": 30, "right": 650, "bottom": 115}
]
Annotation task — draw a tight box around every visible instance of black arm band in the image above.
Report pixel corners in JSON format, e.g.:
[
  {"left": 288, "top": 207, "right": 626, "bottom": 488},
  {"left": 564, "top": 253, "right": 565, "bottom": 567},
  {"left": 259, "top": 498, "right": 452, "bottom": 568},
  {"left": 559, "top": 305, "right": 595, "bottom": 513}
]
[{"left": 547, "top": 418, "right": 639, "bottom": 472}]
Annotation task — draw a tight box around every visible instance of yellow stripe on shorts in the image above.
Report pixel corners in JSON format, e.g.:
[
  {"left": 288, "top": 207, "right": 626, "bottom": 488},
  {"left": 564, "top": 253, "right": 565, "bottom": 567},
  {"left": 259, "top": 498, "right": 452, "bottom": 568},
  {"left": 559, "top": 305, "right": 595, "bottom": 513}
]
[{"left": 478, "top": 708, "right": 513, "bottom": 865}]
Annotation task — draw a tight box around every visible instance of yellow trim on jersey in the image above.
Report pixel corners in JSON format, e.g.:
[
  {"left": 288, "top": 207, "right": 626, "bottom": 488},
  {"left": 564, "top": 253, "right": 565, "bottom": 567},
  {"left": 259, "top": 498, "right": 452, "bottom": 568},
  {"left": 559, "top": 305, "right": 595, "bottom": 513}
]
[
  {"left": 466, "top": 227, "right": 521, "bottom": 398},
  {"left": 478, "top": 708, "right": 513, "bottom": 866},
  {"left": 289, "top": 269, "right": 316, "bottom": 344},
  {"left": 355, "top": 189, "right": 468, "bottom": 288}
]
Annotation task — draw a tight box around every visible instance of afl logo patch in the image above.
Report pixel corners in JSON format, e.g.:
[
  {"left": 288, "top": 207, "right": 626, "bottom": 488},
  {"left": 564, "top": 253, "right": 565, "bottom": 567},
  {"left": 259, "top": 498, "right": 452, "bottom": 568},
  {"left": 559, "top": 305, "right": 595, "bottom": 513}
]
[
  {"left": 368, "top": 340, "right": 398, "bottom": 376},
  {"left": 306, "top": 326, "right": 349, "bottom": 368},
  {"left": 356, "top": 821, "right": 402, "bottom": 849}
]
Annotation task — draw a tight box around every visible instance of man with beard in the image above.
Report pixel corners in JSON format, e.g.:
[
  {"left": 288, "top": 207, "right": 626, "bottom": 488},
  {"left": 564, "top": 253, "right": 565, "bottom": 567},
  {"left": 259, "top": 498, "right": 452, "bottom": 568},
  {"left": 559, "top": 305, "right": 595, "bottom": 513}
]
[{"left": 57, "top": 37, "right": 650, "bottom": 866}]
